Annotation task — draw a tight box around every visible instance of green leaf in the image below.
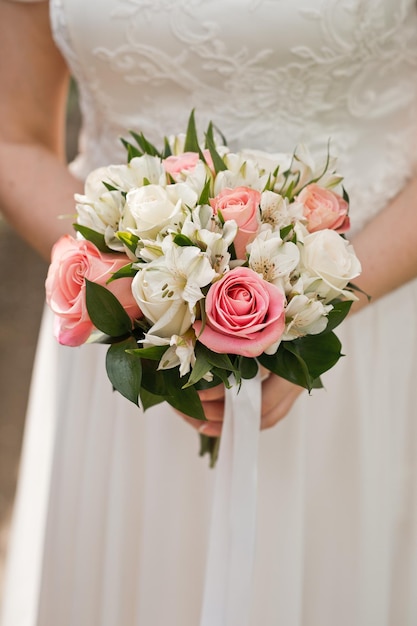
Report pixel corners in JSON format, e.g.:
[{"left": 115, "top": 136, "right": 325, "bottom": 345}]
[
  {"left": 291, "top": 332, "right": 343, "bottom": 381},
  {"left": 165, "top": 385, "right": 206, "bottom": 421},
  {"left": 140, "top": 359, "right": 183, "bottom": 396},
  {"left": 72, "top": 224, "right": 111, "bottom": 252},
  {"left": 162, "top": 137, "right": 172, "bottom": 158},
  {"left": 183, "top": 109, "right": 201, "bottom": 153},
  {"left": 283, "top": 177, "right": 298, "bottom": 200},
  {"left": 102, "top": 181, "right": 120, "bottom": 192},
  {"left": 279, "top": 224, "right": 294, "bottom": 240},
  {"left": 347, "top": 282, "right": 371, "bottom": 302},
  {"left": 205, "top": 122, "right": 227, "bottom": 173},
  {"left": 197, "top": 343, "right": 236, "bottom": 372},
  {"left": 106, "top": 337, "right": 142, "bottom": 405},
  {"left": 211, "top": 367, "right": 234, "bottom": 389},
  {"left": 212, "top": 122, "right": 228, "bottom": 147},
  {"left": 238, "top": 356, "right": 259, "bottom": 379},
  {"left": 120, "top": 138, "right": 143, "bottom": 162},
  {"left": 140, "top": 358, "right": 206, "bottom": 419},
  {"left": 85, "top": 279, "right": 133, "bottom": 337},
  {"left": 173, "top": 233, "right": 195, "bottom": 247},
  {"left": 193, "top": 372, "right": 224, "bottom": 391},
  {"left": 342, "top": 186, "right": 350, "bottom": 204},
  {"left": 128, "top": 345, "right": 168, "bottom": 361},
  {"left": 198, "top": 178, "right": 212, "bottom": 205},
  {"left": 106, "top": 263, "right": 137, "bottom": 283},
  {"left": 321, "top": 300, "right": 352, "bottom": 334},
  {"left": 139, "top": 387, "right": 165, "bottom": 411},
  {"left": 258, "top": 345, "right": 314, "bottom": 390},
  {"left": 182, "top": 349, "right": 212, "bottom": 388},
  {"left": 259, "top": 330, "right": 344, "bottom": 391},
  {"left": 129, "top": 130, "right": 161, "bottom": 157}
]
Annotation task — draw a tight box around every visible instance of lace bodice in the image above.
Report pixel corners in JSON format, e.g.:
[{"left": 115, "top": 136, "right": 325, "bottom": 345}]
[{"left": 50, "top": 0, "right": 417, "bottom": 233}]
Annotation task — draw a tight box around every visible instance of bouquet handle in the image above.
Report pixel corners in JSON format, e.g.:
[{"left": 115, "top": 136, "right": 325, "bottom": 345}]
[{"left": 200, "top": 375, "right": 262, "bottom": 626}]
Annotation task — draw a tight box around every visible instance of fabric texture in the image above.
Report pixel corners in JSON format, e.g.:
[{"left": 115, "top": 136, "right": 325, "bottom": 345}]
[{"left": 2, "top": 1, "right": 417, "bottom": 625}]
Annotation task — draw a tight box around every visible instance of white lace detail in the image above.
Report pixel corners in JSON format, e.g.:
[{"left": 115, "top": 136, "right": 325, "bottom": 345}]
[{"left": 50, "top": 0, "right": 417, "bottom": 234}]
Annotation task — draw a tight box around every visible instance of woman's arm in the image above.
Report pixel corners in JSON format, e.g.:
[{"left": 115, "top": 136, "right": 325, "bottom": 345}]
[
  {"left": 0, "top": 0, "right": 83, "bottom": 260},
  {"left": 350, "top": 175, "right": 417, "bottom": 312}
]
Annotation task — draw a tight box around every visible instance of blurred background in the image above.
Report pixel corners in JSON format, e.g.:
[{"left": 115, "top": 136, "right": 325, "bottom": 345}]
[{"left": 0, "top": 80, "right": 81, "bottom": 603}]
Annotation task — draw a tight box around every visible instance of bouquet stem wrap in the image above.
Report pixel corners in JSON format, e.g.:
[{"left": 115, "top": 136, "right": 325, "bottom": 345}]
[{"left": 200, "top": 375, "right": 262, "bottom": 626}]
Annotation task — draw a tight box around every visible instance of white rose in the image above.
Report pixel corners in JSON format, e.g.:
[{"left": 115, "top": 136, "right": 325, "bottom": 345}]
[
  {"left": 124, "top": 185, "right": 182, "bottom": 239},
  {"left": 300, "top": 230, "right": 361, "bottom": 302}
]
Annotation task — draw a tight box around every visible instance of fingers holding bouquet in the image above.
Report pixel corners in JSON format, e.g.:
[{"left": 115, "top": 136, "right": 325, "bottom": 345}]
[{"left": 179, "top": 372, "right": 304, "bottom": 438}]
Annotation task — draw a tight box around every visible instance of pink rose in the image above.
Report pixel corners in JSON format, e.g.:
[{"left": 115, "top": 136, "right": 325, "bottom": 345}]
[
  {"left": 163, "top": 150, "right": 213, "bottom": 179},
  {"left": 193, "top": 267, "right": 285, "bottom": 358},
  {"left": 45, "top": 235, "right": 142, "bottom": 347},
  {"left": 210, "top": 187, "right": 261, "bottom": 259},
  {"left": 297, "top": 183, "right": 350, "bottom": 233}
]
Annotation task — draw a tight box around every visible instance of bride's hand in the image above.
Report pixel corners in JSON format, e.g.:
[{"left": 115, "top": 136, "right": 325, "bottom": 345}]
[{"left": 177, "top": 373, "right": 304, "bottom": 437}]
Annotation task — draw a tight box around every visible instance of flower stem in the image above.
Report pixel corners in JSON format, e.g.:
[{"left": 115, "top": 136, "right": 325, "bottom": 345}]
[{"left": 199, "top": 433, "right": 221, "bottom": 468}]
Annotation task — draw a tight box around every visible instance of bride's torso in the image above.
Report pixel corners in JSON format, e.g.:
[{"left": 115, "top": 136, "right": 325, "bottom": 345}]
[{"left": 50, "top": 0, "right": 417, "bottom": 233}]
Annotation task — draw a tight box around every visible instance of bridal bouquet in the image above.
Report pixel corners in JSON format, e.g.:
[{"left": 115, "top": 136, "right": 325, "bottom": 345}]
[{"left": 46, "top": 112, "right": 361, "bottom": 464}]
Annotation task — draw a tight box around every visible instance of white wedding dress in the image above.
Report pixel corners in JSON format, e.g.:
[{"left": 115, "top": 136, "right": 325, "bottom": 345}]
[{"left": 2, "top": 1, "right": 417, "bottom": 625}]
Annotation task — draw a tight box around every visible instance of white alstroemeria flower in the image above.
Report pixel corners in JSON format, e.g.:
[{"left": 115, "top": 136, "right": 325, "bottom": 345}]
[
  {"left": 178, "top": 162, "right": 213, "bottom": 198},
  {"left": 160, "top": 332, "right": 197, "bottom": 377},
  {"left": 81, "top": 166, "right": 114, "bottom": 198},
  {"left": 132, "top": 238, "right": 216, "bottom": 338},
  {"left": 198, "top": 231, "right": 232, "bottom": 276},
  {"left": 238, "top": 149, "right": 292, "bottom": 179},
  {"left": 181, "top": 205, "right": 237, "bottom": 245},
  {"left": 180, "top": 204, "right": 214, "bottom": 235},
  {"left": 183, "top": 204, "right": 237, "bottom": 239},
  {"left": 123, "top": 185, "right": 183, "bottom": 240},
  {"left": 144, "top": 331, "right": 213, "bottom": 380},
  {"left": 283, "top": 295, "right": 332, "bottom": 340},
  {"left": 168, "top": 132, "right": 187, "bottom": 155},
  {"left": 104, "top": 155, "right": 166, "bottom": 191},
  {"left": 248, "top": 229, "right": 300, "bottom": 285},
  {"left": 213, "top": 153, "right": 269, "bottom": 193},
  {"left": 259, "top": 191, "right": 304, "bottom": 231},
  {"left": 286, "top": 144, "right": 342, "bottom": 195},
  {"left": 75, "top": 189, "right": 124, "bottom": 236},
  {"left": 166, "top": 182, "right": 199, "bottom": 212}
]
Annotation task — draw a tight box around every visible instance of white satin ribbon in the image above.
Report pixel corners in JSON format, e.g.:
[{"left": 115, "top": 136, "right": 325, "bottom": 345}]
[{"left": 200, "top": 375, "right": 262, "bottom": 626}]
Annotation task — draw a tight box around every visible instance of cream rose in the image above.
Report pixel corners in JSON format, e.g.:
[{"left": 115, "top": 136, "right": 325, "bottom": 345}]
[
  {"left": 124, "top": 185, "right": 182, "bottom": 239},
  {"left": 300, "top": 230, "right": 361, "bottom": 302}
]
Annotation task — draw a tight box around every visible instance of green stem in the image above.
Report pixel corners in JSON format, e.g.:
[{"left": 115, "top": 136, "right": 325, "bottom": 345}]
[{"left": 199, "top": 434, "right": 221, "bottom": 468}]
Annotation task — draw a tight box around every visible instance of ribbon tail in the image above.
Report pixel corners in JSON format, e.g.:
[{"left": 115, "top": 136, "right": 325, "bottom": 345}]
[{"left": 200, "top": 375, "right": 262, "bottom": 626}]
